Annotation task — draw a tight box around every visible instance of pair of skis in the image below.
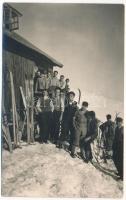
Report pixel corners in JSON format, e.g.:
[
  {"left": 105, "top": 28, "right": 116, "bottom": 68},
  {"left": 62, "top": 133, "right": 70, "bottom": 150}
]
[
  {"left": 2, "top": 104, "right": 13, "bottom": 153},
  {"left": 10, "top": 71, "right": 20, "bottom": 147},
  {"left": 25, "top": 77, "right": 34, "bottom": 144}
]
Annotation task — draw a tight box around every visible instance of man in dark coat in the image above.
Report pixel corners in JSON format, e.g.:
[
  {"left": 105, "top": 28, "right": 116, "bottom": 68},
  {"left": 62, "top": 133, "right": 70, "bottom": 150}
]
[
  {"left": 60, "top": 91, "right": 78, "bottom": 149},
  {"left": 70, "top": 101, "right": 88, "bottom": 158},
  {"left": 82, "top": 111, "right": 98, "bottom": 162},
  {"left": 99, "top": 114, "right": 115, "bottom": 159},
  {"left": 51, "top": 87, "right": 64, "bottom": 144},
  {"left": 64, "top": 78, "right": 70, "bottom": 106},
  {"left": 36, "top": 90, "right": 54, "bottom": 143},
  {"left": 112, "top": 117, "right": 123, "bottom": 180}
]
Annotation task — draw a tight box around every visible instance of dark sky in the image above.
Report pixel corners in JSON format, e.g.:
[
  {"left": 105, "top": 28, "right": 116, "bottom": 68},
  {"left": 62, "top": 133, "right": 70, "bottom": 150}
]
[{"left": 10, "top": 3, "right": 124, "bottom": 101}]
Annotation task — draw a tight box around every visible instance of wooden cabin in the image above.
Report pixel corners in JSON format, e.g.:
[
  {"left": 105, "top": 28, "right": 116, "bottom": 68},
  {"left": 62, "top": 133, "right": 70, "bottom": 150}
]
[
  {"left": 3, "top": 29, "right": 63, "bottom": 110},
  {"left": 2, "top": 4, "right": 63, "bottom": 144}
]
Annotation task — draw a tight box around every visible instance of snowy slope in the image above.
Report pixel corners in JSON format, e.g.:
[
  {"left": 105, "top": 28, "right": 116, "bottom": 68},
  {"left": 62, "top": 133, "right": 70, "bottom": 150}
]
[{"left": 1, "top": 142, "right": 123, "bottom": 198}]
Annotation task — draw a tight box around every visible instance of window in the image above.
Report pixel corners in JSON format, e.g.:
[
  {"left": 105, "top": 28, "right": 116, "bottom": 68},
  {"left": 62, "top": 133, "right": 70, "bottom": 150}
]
[{"left": 3, "top": 4, "right": 22, "bottom": 31}]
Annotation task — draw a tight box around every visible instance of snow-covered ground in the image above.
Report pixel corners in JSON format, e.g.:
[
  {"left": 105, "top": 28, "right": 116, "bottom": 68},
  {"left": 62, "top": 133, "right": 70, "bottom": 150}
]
[{"left": 1, "top": 142, "right": 123, "bottom": 198}]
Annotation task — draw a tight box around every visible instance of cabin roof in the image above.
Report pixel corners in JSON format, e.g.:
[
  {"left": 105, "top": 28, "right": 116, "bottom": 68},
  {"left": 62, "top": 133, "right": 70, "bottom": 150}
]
[{"left": 3, "top": 29, "right": 63, "bottom": 68}]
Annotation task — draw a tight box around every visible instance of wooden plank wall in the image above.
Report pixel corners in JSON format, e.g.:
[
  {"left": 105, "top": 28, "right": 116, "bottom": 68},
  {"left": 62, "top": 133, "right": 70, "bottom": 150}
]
[
  {"left": 2, "top": 49, "right": 35, "bottom": 112},
  {"left": 2, "top": 49, "right": 54, "bottom": 113}
]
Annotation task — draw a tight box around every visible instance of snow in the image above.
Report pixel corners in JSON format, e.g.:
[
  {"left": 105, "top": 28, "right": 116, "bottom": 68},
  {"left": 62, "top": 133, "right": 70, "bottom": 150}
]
[{"left": 1, "top": 142, "right": 123, "bottom": 198}]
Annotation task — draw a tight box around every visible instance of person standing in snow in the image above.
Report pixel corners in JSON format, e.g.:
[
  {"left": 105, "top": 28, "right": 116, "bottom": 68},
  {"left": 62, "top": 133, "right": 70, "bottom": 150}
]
[
  {"left": 99, "top": 114, "right": 115, "bottom": 159},
  {"left": 36, "top": 89, "right": 54, "bottom": 143},
  {"left": 60, "top": 91, "right": 78, "bottom": 149},
  {"left": 70, "top": 101, "right": 89, "bottom": 158},
  {"left": 51, "top": 87, "right": 64, "bottom": 144},
  {"left": 112, "top": 117, "right": 123, "bottom": 180},
  {"left": 82, "top": 111, "right": 98, "bottom": 162}
]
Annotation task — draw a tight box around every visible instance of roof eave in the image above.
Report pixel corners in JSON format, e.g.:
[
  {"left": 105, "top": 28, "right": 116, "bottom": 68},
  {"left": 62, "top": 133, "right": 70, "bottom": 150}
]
[{"left": 3, "top": 29, "right": 63, "bottom": 68}]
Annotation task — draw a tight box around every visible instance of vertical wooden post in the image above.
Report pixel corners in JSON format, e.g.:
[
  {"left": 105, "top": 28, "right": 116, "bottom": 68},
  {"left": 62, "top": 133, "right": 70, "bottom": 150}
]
[
  {"left": 25, "top": 76, "right": 30, "bottom": 144},
  {"left": 14, "top": 103, "right": 19, "bottom": 145},
  {"left": 9, "top": 71, "right": 19, "bottom": 146},
  {"left": 10, "top": 71, "right": 16, "bottom": 145},
  {"left": 30, "top": 77, "right": 34, "bottom": 143}
]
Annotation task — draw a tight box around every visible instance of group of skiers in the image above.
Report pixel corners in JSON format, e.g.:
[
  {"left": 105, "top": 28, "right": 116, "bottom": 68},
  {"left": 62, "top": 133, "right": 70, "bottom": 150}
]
[{"left": 34, "top": 69, "right": 124, "bottom": 181}]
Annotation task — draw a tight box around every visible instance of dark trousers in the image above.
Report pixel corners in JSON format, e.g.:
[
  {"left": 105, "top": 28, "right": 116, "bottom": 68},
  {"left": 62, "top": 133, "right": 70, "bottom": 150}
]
[
  {"left": 39, "top": 111, "right": 52, "bottom": 142},
  {"left": 60, "top": 120, "right": 75, "bottom": 148},
  {"left": 113, "top": 152, "right": 123, "bottom": 179},
  {"left": 80, "top": 140, "right": 93, "bottom": 161},
  {"left": 51, "top": 110, "right": 61, "bottom": 142}
]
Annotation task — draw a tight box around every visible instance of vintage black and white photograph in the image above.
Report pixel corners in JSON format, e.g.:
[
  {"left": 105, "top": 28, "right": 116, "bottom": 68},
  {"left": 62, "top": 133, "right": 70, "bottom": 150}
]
[{"left": 1, "top": 1, "right": 124, "bottom": 198}]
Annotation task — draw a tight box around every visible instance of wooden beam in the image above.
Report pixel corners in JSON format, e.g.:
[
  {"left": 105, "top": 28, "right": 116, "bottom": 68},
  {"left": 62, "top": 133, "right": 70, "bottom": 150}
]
[
  {"left": 30, "top": 78, "right": 34, "bottom": 143},
  {"left": 10, "top": 71, "right": 16, "bottom": 145},
  {"left": 25, "top": 78, "right": 30, "bottom": 144},
  {"left": 10, "top": 71, "right": 19, "bottom": 146}
]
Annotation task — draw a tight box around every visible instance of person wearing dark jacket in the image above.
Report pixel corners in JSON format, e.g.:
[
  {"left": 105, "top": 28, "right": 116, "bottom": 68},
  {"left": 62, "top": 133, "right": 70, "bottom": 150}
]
[
  {"left": 51, "top": 87, "right": 64, "bottom": 144},
  {"left": 34, "top": 70, "right": 41, "bottom": 92},
  {"left": 112, "top": 117, "right": 123, "bottom": 180},
  {"left": 99, "top": 114, "right": 115, "bottom": 159},
  {"left": 70, "top": 101, "right": 88, "bottom": 158},
  {"left": 60, "top": 91, "right": 78, "bottom": 149},
  {"left": 36, "top": 90, "right": 54, "bottom": 143},
  {"left": 82, "top": 111, "right": 98, "bottom": 162},
  {"left": 64, "top": 78, "right": 70, "bottom": 106}
]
